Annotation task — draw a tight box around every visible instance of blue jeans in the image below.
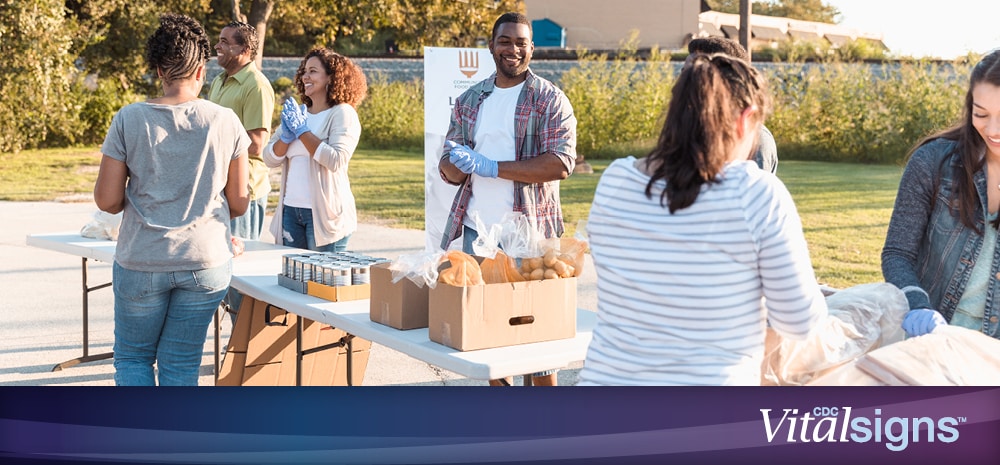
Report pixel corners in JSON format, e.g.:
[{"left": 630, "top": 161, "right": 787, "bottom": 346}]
[
  {"left": 281, "top": 205, "right": 350, "bottom": 252},
  {"left": 112, "top": 261, "right": 231, "bottom": 386},
  {"left": 462, "top": 226, "right": 555, "bottom": 379},
  {"left": 230, "top": 197, "right": 266, "bottom": 241}
]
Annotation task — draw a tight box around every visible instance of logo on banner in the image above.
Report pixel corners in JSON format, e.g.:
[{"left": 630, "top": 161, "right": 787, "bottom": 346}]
[
  {"left": 458, "top": 50, "right": 479, "bottom": 78},
  {"left": 759, "top": 407, "right": 965, "bottom": 451}
]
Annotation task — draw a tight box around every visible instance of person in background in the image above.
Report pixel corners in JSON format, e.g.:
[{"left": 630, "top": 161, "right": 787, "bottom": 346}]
[
  {"left": 688, "top": 37, "right": 778, "bottom": 174},
  {"left": 263, "top": 48, "right": 367, "bottom": 253},
  {"left": 93, "top": 13, "right": 250, "bottom": 386},
  {"left": 882, "top": 49, "right": 1000, "bottom": 340},
  {"left": 438, "top": 12, "right": 577, "bottom": 386},
  {"left": 579, "top": 53, "right": 826, "bottom": 385},
  {"left": 208, "top": 20, "right": 275, "bottom": 323}
]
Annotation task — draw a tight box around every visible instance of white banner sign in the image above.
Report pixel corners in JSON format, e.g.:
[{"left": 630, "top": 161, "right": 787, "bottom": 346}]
[{"left": 423, "top": 47, "right": 495, "bottom": 251}]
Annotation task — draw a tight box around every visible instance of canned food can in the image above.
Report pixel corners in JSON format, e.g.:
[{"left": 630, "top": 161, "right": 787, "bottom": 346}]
[
  {"left": 334, "top": 265, "right": 351, "bottom": 286},
  {"left": 351, "top": 264, "right": 370, "bottom": 285}
]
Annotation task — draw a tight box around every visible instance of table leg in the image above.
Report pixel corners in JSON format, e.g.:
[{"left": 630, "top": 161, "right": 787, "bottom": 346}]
[
  {"left": 295, "top": 315, "right": 356, "bottom": 386},
  {"left": 53, "top": 257, "right": 114, "bottom": 372},
  {"left": 214, "top": 305, "right": 221, "bottom": 384},
  {"left": 296, "top": 314, "right": 303, "bottom": 386}
]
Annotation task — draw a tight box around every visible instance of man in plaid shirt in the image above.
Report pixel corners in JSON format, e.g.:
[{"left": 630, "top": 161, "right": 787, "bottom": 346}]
[{"left": 438, "top": 12, "right": 577, "bottom": 387}]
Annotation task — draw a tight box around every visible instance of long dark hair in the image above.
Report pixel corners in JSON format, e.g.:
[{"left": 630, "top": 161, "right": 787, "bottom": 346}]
[
  {"left": 907, "top": 49, "right": 1000, "bottom": 233},
  {"left": 645, "top": 53, "right": 770, "bottom": 213}
]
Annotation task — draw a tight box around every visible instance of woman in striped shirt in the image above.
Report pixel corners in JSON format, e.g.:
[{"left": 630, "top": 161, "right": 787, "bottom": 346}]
[{"left": 579, "top": 53, "right": 828, "bottom": 386}]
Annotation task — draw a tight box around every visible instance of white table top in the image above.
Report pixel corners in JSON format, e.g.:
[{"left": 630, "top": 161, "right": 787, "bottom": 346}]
[{"left": 26, "top": 232, "right": 596, "bottom": 380}]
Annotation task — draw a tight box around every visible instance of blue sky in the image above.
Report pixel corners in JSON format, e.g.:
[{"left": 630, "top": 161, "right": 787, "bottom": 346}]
[{"left": 826, "top": 0, "right": 1000, "bottom": 58}]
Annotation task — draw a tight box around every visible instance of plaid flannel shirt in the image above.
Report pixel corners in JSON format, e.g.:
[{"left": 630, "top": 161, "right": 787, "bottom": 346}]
[{"left": 439, "top": 69, "right": 577, "bottom": 250}]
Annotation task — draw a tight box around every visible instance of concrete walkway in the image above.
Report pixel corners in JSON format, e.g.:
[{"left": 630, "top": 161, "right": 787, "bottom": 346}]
[{"left": 0, "top": 201, "right": 593, "bottom": 386}]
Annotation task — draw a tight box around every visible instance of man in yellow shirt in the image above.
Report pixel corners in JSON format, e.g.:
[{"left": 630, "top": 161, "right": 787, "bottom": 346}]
[{"left": 209, "top": 21, "right": 275, "bottom": 322}]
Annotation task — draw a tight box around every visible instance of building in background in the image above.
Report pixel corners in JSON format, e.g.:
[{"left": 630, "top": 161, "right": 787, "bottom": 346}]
[{"left": 524, "top": 0, "right": 886, "bottom": 53}]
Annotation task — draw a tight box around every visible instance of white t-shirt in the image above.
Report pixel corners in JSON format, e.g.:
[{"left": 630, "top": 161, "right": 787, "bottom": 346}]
[
  {"left": 464, "top": 82, "right": 523, "bottom": 230},
  {"left": 283, "top": 108, "right": 332, "bottom": 208},
  {"left": 579, "top": 157, "right": 827, "bottom": 386}
]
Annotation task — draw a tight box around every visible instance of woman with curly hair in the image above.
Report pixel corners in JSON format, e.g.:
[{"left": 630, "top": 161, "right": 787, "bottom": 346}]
[
  {"left": 264, "top": 48, "right": 368, "bottom": 252},
  {"left": 93, "top": 13, "right": 250, "bottom": 386}
]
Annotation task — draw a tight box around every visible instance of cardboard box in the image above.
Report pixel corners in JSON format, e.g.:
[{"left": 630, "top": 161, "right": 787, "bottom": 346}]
[
  {"left": 307, "top": 281, "right": 370, "bottom": 302},
  {"left": 216, "top": 296, "right": 370, "bottom": 386},
  {"left": 428, "top": 277, "right": 577, "bottom": 351},
  {"left": 369, "top": 263, "right": 430, "bottom": 330},
  {"left": 277, "top": 273, "right": 309, "bottom": 293}
]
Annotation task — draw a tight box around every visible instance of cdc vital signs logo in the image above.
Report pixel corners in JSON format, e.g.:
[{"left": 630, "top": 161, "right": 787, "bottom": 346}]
[{"left": 760, "top": 406, "right": 967, "bottom": 451}]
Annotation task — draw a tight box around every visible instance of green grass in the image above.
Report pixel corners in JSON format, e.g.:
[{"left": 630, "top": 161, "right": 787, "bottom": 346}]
[
  {"left": 0, "top": 147, "right": 104, "bottom": 201},
  {"left": 1, "top": 147, "right": 903, "bottom": 289},
  {"left": 777, "top": 161, "right": 903, "bottom": 288}
]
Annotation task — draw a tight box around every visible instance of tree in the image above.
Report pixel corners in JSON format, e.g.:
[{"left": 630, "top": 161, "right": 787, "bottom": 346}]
[
  {"left": 227, "top": 0, "right": 274, "bottom": 70},
  {"left": 754, "top": 0, "right": 840, "bottom": 23},
  {"left": 68, "top": 0, "right": 213, "bottom": 95},
  {"left": 0, "top": 0, "right": 77, "bottom": 152},
  {"left": 388, "top": 0, "right": 523, "bottom": 51},
  {"left": 707, "top": 0, "right": 841, "bottom": 23}
]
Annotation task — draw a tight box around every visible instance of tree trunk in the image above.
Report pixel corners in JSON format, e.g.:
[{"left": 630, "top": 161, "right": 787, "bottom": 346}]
[
  {"left": 230, "top": 0, "right": 244, "bottom": 21},
  {"left": 247, "top": 0, "right": 275, "bottom": 72}
]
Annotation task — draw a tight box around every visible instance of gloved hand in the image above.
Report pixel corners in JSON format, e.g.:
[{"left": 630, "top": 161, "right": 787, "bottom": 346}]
[
  {"left": 446, "top": 141, "right": 498, "bottom": 178},
  {"left": 902, "top": 308, "right": 946, "bottom": 338},
  {"left": 278, "top": 118, "right": 296, "bottom": 144},
  {"left": 444, "top": 141, "right": 475, "bottom": 174},
  {"left": 280, "top": 99, "right": 310, "bottom": 139}
]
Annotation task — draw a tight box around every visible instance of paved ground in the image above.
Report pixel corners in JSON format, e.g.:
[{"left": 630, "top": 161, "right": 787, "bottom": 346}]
[{"left": 0, "top": 201, "right": 593, "bottom": 386}]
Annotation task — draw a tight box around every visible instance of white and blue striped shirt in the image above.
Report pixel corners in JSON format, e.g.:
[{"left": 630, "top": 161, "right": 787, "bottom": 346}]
[{"left": 579, "top": 157, "right": 827, "bottom": 386}]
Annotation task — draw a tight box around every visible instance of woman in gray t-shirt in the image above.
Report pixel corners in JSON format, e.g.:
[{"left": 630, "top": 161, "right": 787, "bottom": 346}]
[{"left": 93, "top": 13, "right": 250, "bottom": 386}]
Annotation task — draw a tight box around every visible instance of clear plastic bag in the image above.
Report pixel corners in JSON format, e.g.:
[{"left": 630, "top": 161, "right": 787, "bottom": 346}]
[
  {"left": 760, "top": 282, "right": 909, "bottom": 386},
  {"left": 388, "top": 250, "right": 446, "bottom": 289},
  {"left": 470, "top": 212, "right": 588, "bottom": 282},
  {"left": 80, "top": 210, "right": 122, "bottom": 241},
  {"left": 469, "top": 211, "right": 544, "bottom": 259}
]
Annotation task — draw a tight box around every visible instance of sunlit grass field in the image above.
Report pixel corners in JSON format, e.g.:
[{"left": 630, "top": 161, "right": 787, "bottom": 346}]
[{"left": 0, "top": 147, "right": 903, "bottom": 288}]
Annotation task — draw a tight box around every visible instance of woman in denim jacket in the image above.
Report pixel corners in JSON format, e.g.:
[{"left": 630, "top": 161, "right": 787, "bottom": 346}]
[{"left": 882, "top": 49, "right": 1000, "bottom": 339}]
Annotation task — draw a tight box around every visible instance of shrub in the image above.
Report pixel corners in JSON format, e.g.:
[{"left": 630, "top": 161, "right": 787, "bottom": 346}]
[
  {"left": 357, "top": 73, "right": 423, "bottom": 150},
  {"left": 559, "top": 33, "right": 675, "bottom": 159},
  {"left": 44, "top": 74, "right": 141, "bottom": 147},
  {"left": 0, "top": 0, "right": 75, "bottom": 153},
  {"left": 765, "top": 60, "right": 968, "bottom": 164}
]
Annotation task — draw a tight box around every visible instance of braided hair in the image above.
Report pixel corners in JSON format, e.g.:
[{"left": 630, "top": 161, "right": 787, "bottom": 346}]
[{"left": 145, "top": 13, "right": 211, "bottom": 85}]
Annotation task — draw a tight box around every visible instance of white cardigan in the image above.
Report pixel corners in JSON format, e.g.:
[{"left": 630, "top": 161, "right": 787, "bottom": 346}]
[{"left": 263, "top": 103, "right": 360, "bottom": 248}]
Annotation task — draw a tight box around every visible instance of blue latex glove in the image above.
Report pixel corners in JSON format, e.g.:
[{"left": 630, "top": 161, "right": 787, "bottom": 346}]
[
  {"left": 447, "top": 142, "right": 498, "bottom": 178},
  {"left": 280, "top": 99, "right": 310, "bottom": 139},
  {"left": 902, "top": 308, "right": 946, "bottom": 338},
  {"left": 278, "top": 118, "right": 296, "bottom": 144}
]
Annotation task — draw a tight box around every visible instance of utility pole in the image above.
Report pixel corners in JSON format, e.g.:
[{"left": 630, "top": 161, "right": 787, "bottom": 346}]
[{"left": 739, "top": 0, "right": 751, "bottom": 62}]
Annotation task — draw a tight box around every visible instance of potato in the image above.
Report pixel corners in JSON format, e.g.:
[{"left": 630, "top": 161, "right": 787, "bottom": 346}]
[
  {"left": 529, "top": 268, "right": 545, "bottom": 280},
  {"left": 543, "top": 249, "right": 558, "bottom": 268},
  {"left": 543, "top": 268, "right": 558, "bottom": 280},
  {"left": 558, "top": 253, "right": 576, "bottom": 268},
  {"left": 559, "top": 264, "right": 575, "bottom": 278},
  {"left": 521, "top": 270, "right": 531, "bottom": 280},
  {"left": 551, "top": 260, "right": 568, "bottom": 276},
  {"left": 521, "top": 259, "right": 533, "bottom": 274}
]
